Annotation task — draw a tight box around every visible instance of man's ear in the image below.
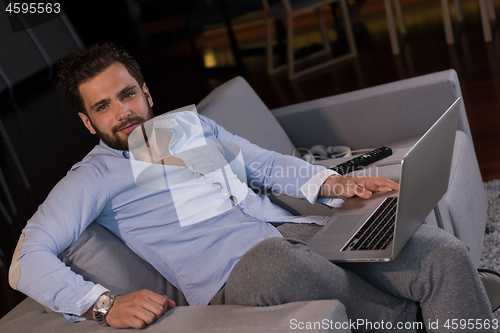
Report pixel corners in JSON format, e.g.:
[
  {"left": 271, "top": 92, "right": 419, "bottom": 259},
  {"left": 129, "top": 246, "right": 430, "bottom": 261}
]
[
  {"left": 78, "top": 112, "right": 97, "bottom": 135},
  {"left": 142, "top": 82, "right": 154, "bottom": 108}
]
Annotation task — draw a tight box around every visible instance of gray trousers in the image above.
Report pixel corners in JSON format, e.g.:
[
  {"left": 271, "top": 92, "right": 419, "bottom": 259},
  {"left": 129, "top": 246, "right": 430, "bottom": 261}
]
[{"left": 210, "top": 224, "right": 493, "bottom": 333}]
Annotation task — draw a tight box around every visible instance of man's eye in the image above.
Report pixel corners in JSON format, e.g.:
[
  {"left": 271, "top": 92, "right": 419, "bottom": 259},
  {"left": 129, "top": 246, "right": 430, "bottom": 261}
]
[
  {"left": 124, "top": 92, "right": 134, "bottom": 99},
  {"left": 96, "top": 105, "right": 107, "bottom": 111}
]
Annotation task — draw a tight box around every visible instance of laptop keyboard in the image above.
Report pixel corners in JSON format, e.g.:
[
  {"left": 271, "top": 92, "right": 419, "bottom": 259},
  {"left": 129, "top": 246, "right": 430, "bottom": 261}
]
[{"left": 341, "top": 197, "right": 398, "bottom": 251}]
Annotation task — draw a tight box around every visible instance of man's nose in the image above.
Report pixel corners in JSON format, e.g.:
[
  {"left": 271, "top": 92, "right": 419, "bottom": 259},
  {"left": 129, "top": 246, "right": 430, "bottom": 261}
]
[{"left": 116, "top": 102, "right": 131, "bottom": 119}]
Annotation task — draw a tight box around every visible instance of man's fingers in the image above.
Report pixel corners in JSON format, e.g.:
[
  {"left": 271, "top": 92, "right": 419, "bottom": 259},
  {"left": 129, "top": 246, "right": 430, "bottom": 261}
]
[
  {"left": 141, "top": 299, "right": 166, "bottom": 320},
  {"left": 154, "top": 294, "right": 176, "bottom": 312},
  {"left": 344, "top": 179, "right": 370, "bottom": 199},
  {"left": 356, "top": 186, "right": 372, "bottom": 198},
  {"left": 134, "top": 307, "right": 158, "bottom": 325},
  {"left": 106, "top": 290, "right": 175, "bottom": 329},
  {"left": 166, "top": 298, "right": 176, "bottom": 309},
  {"left": 119, "top": 316, "right": 148, "bottom": 330},
  {"left": 373, "top": 178, "right": 399, "bottom": 191},
  {"left": 351, "top": 176, "right": 399, "bottom": 193},
  {"left": 146, "top": 291, "right": 168, "bottom": 307},
  {"left": 379, "top": 179, "right": 399, "bottom": 191},
  {"left": 120, "top": 300, "right": 166, "bottom": 329},
  {"left": 378, "top": 186, "right": 396, "bottom": 192},
  {"left": 141, "top": 292, "right": 175, "bottom": 320},
  {"left": 320, "top": 175, "right": 400, "bottom": 200}
]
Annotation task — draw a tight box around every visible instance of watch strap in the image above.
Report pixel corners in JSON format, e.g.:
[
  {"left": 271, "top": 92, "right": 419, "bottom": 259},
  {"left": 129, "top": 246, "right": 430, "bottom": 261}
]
[{"left": 94, "top": 293, "right": 117, "bottom": 327}]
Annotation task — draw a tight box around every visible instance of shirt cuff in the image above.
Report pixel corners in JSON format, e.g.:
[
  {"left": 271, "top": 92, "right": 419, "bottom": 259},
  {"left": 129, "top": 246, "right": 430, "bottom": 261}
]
[
  {"left": 316, "top": 197, "right": 345, "bottom": 208},
  {"left": 63, "top": 284, "right": 110, "bottom": 322},
  {"left": 300, "top": 168, "right": 339, "bottom": 204},
  {"left": 63, "top": 314, "right": 87, "bottom": 323}
]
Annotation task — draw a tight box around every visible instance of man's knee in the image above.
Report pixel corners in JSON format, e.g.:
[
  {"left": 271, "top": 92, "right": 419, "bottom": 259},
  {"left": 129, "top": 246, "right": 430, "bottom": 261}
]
[
  {"left": 432, "top": 234, "right": 471, "bottom": 266},
  {"left": 410, "top": 224, "right": 471, "bottom": 263},
  {"left": 413, "top": 226, "right": 475, "bottom": 282}
]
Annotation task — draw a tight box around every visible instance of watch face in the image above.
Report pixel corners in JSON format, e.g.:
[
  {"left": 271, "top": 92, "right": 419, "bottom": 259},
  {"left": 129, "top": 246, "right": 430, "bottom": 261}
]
[{"left": 96, "top": 295, "right": 111, "bottom": 309}]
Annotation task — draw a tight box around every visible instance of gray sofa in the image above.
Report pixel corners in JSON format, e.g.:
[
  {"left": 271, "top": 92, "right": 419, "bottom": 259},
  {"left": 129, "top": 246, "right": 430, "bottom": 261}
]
[{"left": 0, "top": 69, "right": 486, "bottom": 332}]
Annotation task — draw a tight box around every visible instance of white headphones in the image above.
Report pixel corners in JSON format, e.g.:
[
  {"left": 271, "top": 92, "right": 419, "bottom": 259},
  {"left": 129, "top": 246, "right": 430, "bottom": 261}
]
[
  {"left": 310, "top": 145, "right": 352, "bottom": 158},
  {"left": 293, "top": 145, "right": 352, "bottom": 163}
]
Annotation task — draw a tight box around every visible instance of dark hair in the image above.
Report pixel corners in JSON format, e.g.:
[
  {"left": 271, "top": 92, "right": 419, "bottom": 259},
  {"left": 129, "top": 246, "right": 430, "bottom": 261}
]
[{"left": 56, "top": 43, "right": 144, "bottom": 115}]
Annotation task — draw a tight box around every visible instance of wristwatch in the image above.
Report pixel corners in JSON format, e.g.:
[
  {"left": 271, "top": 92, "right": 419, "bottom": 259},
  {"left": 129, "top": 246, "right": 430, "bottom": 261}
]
[{"left": 93, "top": 293, "right": 116, "bottom": 327}]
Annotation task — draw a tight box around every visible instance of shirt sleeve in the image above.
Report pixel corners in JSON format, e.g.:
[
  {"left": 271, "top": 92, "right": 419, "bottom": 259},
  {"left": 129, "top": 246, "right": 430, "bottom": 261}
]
[
  {"left": 198, "top": 114, "right": 327, "bottom": 199},
  {"left": 63, "top": 284, "right": 109, "bottom": 322},
  {"left": 299, "top": 168, "right": 345, "bottom": 208},
  {"left": 10, "top": 164, "right": 110, "bottom": 319}
]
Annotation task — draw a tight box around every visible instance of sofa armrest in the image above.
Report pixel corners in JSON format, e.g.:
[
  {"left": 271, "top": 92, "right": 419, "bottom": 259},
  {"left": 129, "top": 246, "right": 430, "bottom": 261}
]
[
  {"left": 0, "top": 297, "right": 351, "bottom": 333},
  {"left": 271, "top": 69, "right": 470, "bottom": 150}
]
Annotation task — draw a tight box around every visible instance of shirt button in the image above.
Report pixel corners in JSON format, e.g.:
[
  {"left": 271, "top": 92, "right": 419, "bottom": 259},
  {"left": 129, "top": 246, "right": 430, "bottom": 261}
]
[
  {"left": 54, "top": 306, "right": 59, "bottom": 311},
  {"left": 214, "top": 182, "right": 223, "bottom": 188},
  {"left": 230, "top": 195, "right": 238, "bottom": 204},
  {"left": 122, "top": 151, "right": 130, "bottom": 159},
  {"left": 189, "top": 166, "right": 194, "bottom": 171}
]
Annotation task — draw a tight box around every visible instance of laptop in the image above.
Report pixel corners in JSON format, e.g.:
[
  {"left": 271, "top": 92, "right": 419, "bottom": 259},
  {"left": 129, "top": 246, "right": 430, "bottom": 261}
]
[{"left": 306, "top": 97, "right": 461, "bottom": 262}]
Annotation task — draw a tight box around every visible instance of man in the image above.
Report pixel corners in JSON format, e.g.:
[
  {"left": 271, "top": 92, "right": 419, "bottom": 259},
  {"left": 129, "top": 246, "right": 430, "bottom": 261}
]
[{"left": 9, "top": 43, "right": 497, "bottom": 332}]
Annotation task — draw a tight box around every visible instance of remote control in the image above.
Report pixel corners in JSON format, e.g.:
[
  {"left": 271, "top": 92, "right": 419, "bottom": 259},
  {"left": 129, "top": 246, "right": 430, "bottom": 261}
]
[{"left": 330, "top": 146, "right": 393, "bottom": 175}]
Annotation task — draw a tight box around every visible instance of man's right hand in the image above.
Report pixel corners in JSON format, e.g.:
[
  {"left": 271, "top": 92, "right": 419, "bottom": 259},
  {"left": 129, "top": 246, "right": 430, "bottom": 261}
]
[{"left": 106, "top": 289, "right": 175, "bottom": 329}]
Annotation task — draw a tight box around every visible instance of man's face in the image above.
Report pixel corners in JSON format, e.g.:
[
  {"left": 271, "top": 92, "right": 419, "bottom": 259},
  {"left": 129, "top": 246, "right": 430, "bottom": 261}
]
[{"left": 78, "top": 62, "right": 154, "bottom": 151}]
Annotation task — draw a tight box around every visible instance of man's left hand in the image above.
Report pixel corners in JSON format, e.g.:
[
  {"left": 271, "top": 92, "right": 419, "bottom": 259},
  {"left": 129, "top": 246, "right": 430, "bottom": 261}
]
[{"left": 319, "top": 175, "right": 399, "bottom": 201}]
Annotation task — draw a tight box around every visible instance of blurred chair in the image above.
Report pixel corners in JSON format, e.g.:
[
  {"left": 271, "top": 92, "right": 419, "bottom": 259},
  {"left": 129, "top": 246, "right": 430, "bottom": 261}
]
[
  {"left": 440, "top": 0, "right": 464, "bottom": 45},
  {"left": 385, "top": 0, "right": 463, "bottom": 55},
  {"left": 261, "top": 0, "right": 357, "bottom": 80},
  {"left": 384, "top": 0, "right": 407, "bottom": 56},
  {"left": 478, "top": 0, "right": 496, "bottom": 42},
  {"left": 139, "top": 0, "right": 261, "bottom": 71},
  {"left": 184, "top": 0, "right": 262, "bottom": 71}
]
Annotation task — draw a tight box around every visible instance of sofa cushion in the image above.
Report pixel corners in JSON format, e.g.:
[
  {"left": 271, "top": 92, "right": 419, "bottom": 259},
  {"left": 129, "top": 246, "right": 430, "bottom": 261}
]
[
  {"left": 0, "top": 297, "right": 350, "bottom": 333},
  {"left": 197, "top": 76, "right": 296, "bottom": 155},
  {"left": 57, "top": 222, "right": 189, "bottom": 306}
]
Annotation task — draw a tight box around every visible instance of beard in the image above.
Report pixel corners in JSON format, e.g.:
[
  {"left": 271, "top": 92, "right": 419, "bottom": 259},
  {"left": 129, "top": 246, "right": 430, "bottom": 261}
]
[{"left": 90, "top": 104, "right": 155, "bottom": 151}]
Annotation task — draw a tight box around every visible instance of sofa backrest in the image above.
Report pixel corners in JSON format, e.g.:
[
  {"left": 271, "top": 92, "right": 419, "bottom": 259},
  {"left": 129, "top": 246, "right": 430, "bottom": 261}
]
[{"left": 197, "top": 76, "right": 296, "bottom": 155}]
